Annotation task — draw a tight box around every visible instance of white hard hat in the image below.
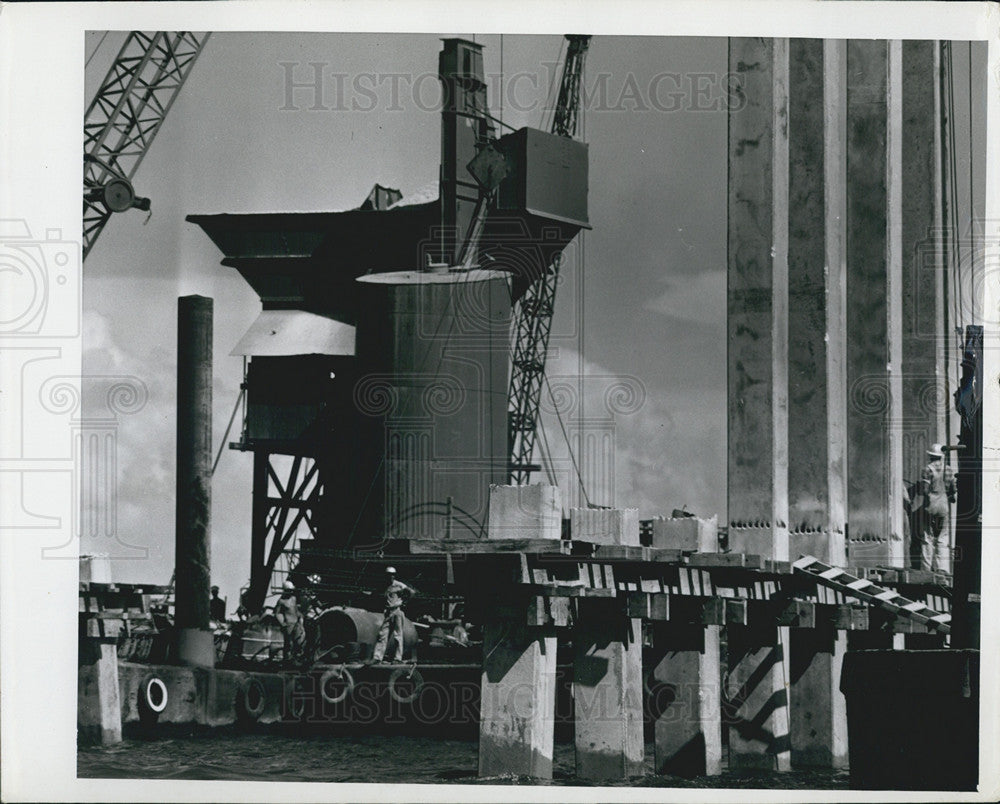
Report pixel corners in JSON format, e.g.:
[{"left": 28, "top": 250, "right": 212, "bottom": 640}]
[
  {"left": 283, "top": 580, "right": 295, "bottom": 591},
  {"left": 927, "top": 443, "right": 944, "bottom": 458},
  {"left": 385, "top": 566, "right": 396, "bottom": 574}
]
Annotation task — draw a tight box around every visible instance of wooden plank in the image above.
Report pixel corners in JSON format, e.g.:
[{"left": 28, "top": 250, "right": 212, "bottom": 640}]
[
  {"left": 465, "top": 552, "right": 532, "bottom": 584},
  {"left": 777, "top": 599, "right": 816, "bottom": 628},
  {"left": 822, "top": 603, "right": 868, "bottom": 630},
  {"left": 645, "top": 547, "right": 685, "bottom": 563},
  {"left": 687, "top": 552, "right": 762, "bottom": 569},
  {"left": 700, "top": 598, "right": 726, "bottom": 625},
  {"left": 725, "top": 598, "right": 748, "bottom": 625},
  {"left": 407, "top": 538, "right": 569, "bottom": 555},
  {"left": 521, "top": 583, "right": 614, "bottom": 598},
  {"left": 586, "top": 544, "right": 646, "bottom": 560},
  {"left": 764, "top": 559, "right": 793, "bottom": 574},
  {"left": 550, "top": 596, "right": 573, "bottom": 627},
  {"left": 626, "top": 591, "right": 648, "bottom": 618},
  {"left": 650, "top": 593, "right": 669, "bottom": 621},
  {"left": 626, "top": 592, "right": 670, "bottom": 621},
  {"left": 79, "top": 582, "right": 171, "bottom": 596}
]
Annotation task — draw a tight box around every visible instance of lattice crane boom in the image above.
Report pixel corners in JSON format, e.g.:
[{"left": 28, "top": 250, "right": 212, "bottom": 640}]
[
  {"left": 507, "top": 34, "right": 591, "bottom": 484},
  {"left": 83, "top": 31, "right": 211, "bottom": 260}
]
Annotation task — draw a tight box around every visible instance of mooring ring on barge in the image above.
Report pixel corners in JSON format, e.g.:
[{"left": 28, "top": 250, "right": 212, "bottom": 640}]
[
  {"left": 388, "top": 667, "right": 423, "bottom": 704},
  {"left": 139, "top": 674, "right": 168, "bottom": 715},
  {"left": 319, "top": 666, "right": 354, "bottom": 705},
  {"left": 236, "top": 676, "right": 266, "bottom": 721}
]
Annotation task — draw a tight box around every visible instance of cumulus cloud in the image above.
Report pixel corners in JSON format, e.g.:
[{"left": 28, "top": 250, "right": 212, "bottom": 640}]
[
  {"left": 536, "top": 346, "right": 726, "bottom": 520},
  {"left": 643, "top": 267, "right": 726, "bottom": 325},
  {"left": 81, "top": 309, "right": 250, "bottom": 603}
]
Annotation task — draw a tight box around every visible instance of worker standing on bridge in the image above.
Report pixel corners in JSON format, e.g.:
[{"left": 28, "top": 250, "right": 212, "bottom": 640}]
[
  {"left": 372, "top": 567, "right": 415, "bottom": 663},
  {"left": 210, "top": 585, "right": 226, "bottom": 622},
  {"left": 916, "top": 443, "right": 956, "bottom": 574},
  {"left": 275, "top": 580, "right": 306, "bottom": 664}
]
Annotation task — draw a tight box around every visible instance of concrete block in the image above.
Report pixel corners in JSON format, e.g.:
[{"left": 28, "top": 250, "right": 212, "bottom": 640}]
[
  {"left": 650, "top": 623, "right": 722, "bottom": 777},
  {"left": 573, "top": 599, "right": 644, "bottom": 780},
  {"left": 487, "top": 484, "right": 561, "bottom": 540},
  {"left": 479, "top": 620, "right": 557, "bottom": 778},
  {"left": 651, "top": 515, "right": 717, "bottom": 552},
  {"left": 570, "top": 507, "right": 640, "bottom": 546},
  {"left": 80, "top": 553, "right": 112, "bottom": 584}
]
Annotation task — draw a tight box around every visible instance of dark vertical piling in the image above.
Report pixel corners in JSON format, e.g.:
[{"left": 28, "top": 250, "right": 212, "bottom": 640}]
[{"left": 175, "top": 295, "right": 215, "bottom": 667}]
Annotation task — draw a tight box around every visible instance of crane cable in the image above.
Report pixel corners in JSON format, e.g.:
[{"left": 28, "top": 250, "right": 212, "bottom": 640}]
[
  {"left": 967, "top": 40, "right": 976, "bottom": 327},
  {"left": 944, "top": 42, "right": 965, "bottom": 376},
  {"left": 541, "top": 37, "right": 567, "bottom": 133},
  {"left": 500, "top": 264, "right": 591, "bottom": 506},
  {"left": 85, "top": 31, "right": 110, "bottom": 68},
  {"left": 212, "top": 387, "right": 246, "bottom": 476}
]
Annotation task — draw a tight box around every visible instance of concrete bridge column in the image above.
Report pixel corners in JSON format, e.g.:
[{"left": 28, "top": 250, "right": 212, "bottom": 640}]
[
  {"left": 649, "top": 622, "right": 722, "bottom": 777},
  {"left": 727, "top": 36, "right": 790, "bottom": 563},
  {"left": 726, "top": 36, "right": 793, "bottom": 772},
  {"left": 901, "top": 40, "right": 948, "bottom": 569},
  {"left": 845, "top": 40, "right": 906, "bottom": 568},
  {"left": 785, "top": 38, "right": 851, "bottom": 770},
  {"left": 478, "top": 617, "right": 557, "bottom": 779},
  {"left": 787, "top": 38, "right": 848, "bottom": 567},
  {"left": 572, "top": 598, "right": 644, "bottom": 780}
]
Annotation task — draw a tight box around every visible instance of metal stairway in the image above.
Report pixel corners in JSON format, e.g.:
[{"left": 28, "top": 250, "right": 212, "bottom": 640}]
[{"left": 793, "top": 555, "right": 951, "bottom": 633}]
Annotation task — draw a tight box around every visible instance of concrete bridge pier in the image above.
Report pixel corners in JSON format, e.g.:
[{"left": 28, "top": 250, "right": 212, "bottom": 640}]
[
  {"left": 572, "top": 598, "right": 644, "bottom": 780},
  {"left": 726, "top": 624, "right": 792, "bottom": 770},
  {"left": 789, "top": 624, "right": 848, "bottom": 768},
  {"left": 478, "top": 617, "right": 557, "bottom": 779},
  {"left": 726, "top": 35, "right": 793, "bottom": 773},
  {"left": 649, "top": 622, "right": 722, "bottom": 777},
  {"left": 784, "top": 37, "right": 852, "bottom": 770},
  {"left": 77, "top": 630, "right": 122, "bottom": 745}
]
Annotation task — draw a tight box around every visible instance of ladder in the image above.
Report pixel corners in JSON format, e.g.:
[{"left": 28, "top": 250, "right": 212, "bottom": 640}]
[{"left": 793, "top": 555, "right": 951, "bottom": 633}]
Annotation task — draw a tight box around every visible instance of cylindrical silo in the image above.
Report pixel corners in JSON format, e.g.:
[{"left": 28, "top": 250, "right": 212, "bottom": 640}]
[{"left": 353, "top": 269, "right": 511, "bottom": 541}]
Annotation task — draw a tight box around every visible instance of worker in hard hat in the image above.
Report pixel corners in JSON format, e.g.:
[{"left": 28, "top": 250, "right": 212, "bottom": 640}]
[
  {"left": 915, "top": 443, "right": 956, "bottom": 573},
  {"left": 371, "top": 567, "right": 415, "bottom": 663},
  {"left": 274, "top": 580, "right": 306, "bottom": 664}
]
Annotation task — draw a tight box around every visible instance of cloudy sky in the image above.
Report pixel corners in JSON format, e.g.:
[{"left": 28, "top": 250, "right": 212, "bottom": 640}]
[
  {"left": 81, "top": 30, "right": 985, "bottom": 607},
  {"left": 82, "top": 32, "right": 733, "bottom": 605}
]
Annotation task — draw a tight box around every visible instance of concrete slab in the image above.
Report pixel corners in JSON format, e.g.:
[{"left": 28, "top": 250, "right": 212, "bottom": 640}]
[
  {"left": 570, "top": 507, "right": 640, "bottom": 546},
  {"left": 487, "top": 484, "right": 561, "bottom": 540},
  {"left": 650, "top": 515, "right": 717, "bottom": 552},
  {"left": 572, "top": 599, "right": 644, "bottom": 780},
  {"left": 478, "top": 620, "right": 557, "bottom": 779},
  {"left": 649, "top": 623, "right": 722, "bottom": 777}
]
